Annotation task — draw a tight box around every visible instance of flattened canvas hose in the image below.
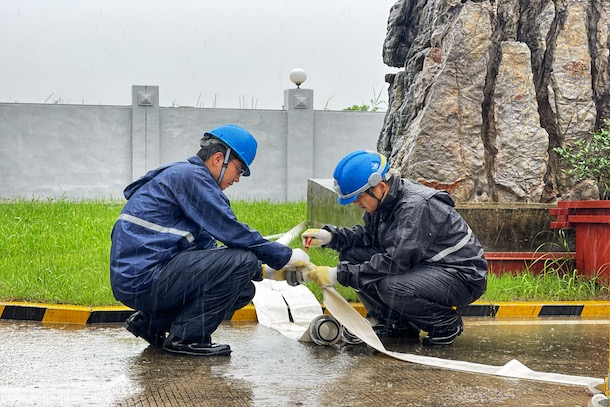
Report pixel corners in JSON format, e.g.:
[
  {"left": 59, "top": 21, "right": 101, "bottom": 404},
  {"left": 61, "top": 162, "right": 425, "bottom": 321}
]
[{"left": 322, "top": 286, "right": 602, "bottom": 388}]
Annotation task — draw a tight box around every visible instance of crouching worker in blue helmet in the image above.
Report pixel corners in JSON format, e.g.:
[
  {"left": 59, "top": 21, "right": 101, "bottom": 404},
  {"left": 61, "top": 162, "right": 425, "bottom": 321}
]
[
  {"left": 302, "top": 150, "right": 487, "bottom": 346},
  {"left": 110, "top": 124, "right": 310, "bottom": 356}
]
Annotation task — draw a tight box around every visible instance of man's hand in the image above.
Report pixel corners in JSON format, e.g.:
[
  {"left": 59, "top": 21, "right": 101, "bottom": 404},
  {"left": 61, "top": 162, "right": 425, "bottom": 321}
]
[
  {"left": 301, "top": 229, "right": 332, "bottom": 248},
  {"left": 261, "top": 264, "right": 289, "bottom": 281},
  {"left": 262, "top": 262, "right": 313, "bottom": 286},
  {"left": 286, "top": 264, "right": 314, "bottom": 286},
  {"left": 264, "top": 249, "right": 314, "bottom": 286},
  {"left": 284, "top": 248, "right": 311, "bottom": 269},
  {"left": 308, "top": 266, "right": 338, "bottom": 287}
]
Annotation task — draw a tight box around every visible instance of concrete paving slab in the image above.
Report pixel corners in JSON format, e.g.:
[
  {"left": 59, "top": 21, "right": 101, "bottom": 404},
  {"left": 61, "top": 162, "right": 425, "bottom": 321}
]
[{"left": 1, "top": 317, "right": 608, "bottom": 406}]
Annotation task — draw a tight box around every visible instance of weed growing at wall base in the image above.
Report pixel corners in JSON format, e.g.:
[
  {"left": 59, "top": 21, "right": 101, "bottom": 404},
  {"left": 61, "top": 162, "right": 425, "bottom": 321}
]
[{"left": 483, "top": 268, "right": 608, "bottom": 302}]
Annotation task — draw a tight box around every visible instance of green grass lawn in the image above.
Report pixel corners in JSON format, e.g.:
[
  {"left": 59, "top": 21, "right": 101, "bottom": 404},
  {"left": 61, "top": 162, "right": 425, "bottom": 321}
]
[{"left": 0, "top": 199, "right": 608, "bottom": 306}]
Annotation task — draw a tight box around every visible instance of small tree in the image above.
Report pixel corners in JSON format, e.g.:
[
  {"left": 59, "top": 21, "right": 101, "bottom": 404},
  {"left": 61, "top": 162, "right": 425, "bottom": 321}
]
[{"left": 554, "top": 118, "right": 610, "bottom": 200}]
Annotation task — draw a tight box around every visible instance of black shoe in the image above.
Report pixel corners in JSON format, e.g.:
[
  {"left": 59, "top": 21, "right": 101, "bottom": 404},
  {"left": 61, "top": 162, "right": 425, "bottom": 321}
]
[
  {"left": 421, "top": 318, "right": 464, "bottom": 347},
  {"left": 125, "top": 312, "right": 166, "bottom": 348},
  {"left": 372, "top": 323, "right": 395, "bottom": 338},
  {"left": 372, "top": 321, "right": 420, "bottom": 339},
  {"left": 162, "top": 334, "right": 232, "bottom": 356}
]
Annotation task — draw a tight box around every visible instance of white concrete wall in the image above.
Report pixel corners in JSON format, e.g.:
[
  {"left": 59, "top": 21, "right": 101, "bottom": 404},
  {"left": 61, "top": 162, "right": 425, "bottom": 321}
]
[
  {"left": 1, "top": 103, "right": 132, "bottom": 199},
  {"left": 313, "top": 110, "right": 380, "bottom": 178},
  {"left": 0, "top": 85, "right": 384, "bottom": 202}
]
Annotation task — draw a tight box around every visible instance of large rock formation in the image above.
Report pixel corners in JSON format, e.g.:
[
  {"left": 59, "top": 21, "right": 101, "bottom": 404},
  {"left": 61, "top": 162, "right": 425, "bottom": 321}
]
[{"left": 380, "top": 0, "right": 610, "bottom": 202}]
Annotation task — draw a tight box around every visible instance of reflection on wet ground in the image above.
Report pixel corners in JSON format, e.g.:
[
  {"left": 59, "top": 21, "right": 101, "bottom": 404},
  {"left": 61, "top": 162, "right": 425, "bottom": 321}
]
[{"left": 0, "top": 318, "right": 607, "bottom": 406}]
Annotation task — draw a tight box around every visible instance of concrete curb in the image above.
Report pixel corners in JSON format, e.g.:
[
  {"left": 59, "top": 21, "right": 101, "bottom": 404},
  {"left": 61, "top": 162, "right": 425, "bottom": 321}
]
[{"left": 2, "top": 300, "right": 610, "bottom": 325}]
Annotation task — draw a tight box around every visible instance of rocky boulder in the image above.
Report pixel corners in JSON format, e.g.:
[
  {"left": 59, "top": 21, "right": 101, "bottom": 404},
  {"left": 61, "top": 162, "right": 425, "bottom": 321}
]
[{"left": 380, "top": 0, "right": 609, "bottom": 202}]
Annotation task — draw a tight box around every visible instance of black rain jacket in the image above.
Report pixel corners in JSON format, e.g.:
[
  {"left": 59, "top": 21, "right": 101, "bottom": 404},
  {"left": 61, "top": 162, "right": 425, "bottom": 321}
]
[{"left": 324, "top": 176, "right": 487, "bottom": 295}]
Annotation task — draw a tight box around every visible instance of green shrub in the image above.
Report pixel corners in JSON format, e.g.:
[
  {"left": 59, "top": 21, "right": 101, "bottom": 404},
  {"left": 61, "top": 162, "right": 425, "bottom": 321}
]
[{"left": 554, "top": 118, "right": 610, "bottom": 199}]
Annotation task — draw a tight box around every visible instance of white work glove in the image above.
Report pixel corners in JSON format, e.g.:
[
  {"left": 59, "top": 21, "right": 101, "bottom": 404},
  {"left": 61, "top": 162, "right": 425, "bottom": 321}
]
[
  {"left": 284, "top": 248, "right": 311, "bottom": 269},
  {"left": 262, "top": 249, "right": 313, "bottom": 286},
  {"left": 280, "top": 248, "right": 315, "bottom": 286},
  {"left": 288, "top": 264, "right": 315, "bottom": 286},
  {"left": 308, "top": 266, "right": 338, "bottom": 287},
  {"left": 261, "top": 264, "right": 289, "bottom": 281},
  {"left": 301, "top": 228, "right": 332, "bottom": 248},
  {"left": 261, "top": 263, "right": 314, "bottom": 286}
]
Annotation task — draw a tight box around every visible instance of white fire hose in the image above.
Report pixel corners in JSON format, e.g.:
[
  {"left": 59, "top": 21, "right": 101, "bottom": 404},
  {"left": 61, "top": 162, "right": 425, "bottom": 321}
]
[{"left": 255, "top": 222, "right": 605, "bottom": 391}]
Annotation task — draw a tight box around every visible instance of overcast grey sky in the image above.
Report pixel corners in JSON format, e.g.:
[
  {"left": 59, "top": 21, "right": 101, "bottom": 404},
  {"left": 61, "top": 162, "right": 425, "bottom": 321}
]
[{"left": 1, "top": 0, "right": 399, "bottom": 110}]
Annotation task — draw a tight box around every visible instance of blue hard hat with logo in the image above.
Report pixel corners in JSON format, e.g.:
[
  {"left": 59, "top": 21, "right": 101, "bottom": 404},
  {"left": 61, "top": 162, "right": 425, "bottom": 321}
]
[
  {"left": 204, "top": 124, "right": 257, "bottom": 176},
  {"left": 333, "top": 150, "right": 391, "bottom": 205}
]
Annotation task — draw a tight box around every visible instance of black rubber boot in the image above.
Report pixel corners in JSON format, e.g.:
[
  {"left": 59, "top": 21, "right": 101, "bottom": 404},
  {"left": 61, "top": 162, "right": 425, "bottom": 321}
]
[{"left": 162, "top": 334, "right": 232, "bottom": 356}]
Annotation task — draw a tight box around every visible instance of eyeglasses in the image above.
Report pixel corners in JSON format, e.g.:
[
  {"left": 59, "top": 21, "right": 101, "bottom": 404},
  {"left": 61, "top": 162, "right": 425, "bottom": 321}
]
[{"left": 231, "top": 160, "right": 245, "bottom": 176}]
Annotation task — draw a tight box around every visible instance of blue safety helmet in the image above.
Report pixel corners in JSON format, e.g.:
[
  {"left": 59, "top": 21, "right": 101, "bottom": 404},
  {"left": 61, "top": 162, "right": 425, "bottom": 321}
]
[
  {"left": 333, "top": 150, "right": 391, "bottom": 205},
  {"left": 203, "top": 124, "right": 257, "bottom": 177}
]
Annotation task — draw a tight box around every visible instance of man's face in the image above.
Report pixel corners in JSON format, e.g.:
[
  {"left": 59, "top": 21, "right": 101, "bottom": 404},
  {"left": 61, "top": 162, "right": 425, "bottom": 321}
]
[
  {"left": 206, "top": 152, "right": 246, "bottom": 190},
  {"left": 218, "top": 159, "right": 245, "bottom": 190},
  {"left": 353, "top": 184, "right": 382, "bottom": 213}
]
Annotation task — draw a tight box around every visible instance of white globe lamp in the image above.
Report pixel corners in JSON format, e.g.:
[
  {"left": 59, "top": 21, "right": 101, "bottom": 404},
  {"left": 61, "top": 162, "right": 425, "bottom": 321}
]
[{"left": 289, "top": 68, "right": 307, "bottom": 88}]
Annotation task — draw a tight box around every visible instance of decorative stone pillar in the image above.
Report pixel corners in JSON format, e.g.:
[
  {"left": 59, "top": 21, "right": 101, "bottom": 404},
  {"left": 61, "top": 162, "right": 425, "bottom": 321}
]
[{"left": 284, "top": 87, "right": 314, "bottom": 201}]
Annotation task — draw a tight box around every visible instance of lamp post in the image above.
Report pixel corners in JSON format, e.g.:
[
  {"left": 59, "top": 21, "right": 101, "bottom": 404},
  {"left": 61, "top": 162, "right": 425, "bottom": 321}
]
[{"left": 284, "top": 69, "right": 313, "bottom": 201}]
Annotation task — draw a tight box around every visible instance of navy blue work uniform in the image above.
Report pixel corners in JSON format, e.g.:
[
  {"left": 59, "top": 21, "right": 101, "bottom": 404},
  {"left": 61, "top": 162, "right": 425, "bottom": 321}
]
[{"left": 110, "top": 155, "right": 292, "bottom": 343}]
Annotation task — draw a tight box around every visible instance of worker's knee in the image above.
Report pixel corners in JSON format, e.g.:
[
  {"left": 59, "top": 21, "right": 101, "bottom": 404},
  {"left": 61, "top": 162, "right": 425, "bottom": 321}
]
[
  {"left": 377, "top": 278, "right": 417, "bottom": 304},
  {"left": 232, "top": 249, "right": 260, "bottom": 278}
]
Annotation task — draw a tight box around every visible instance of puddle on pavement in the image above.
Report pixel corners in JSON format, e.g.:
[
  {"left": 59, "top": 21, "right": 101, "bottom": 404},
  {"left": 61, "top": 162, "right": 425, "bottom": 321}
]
[{"left": 0, "top": 320, "right": 144, "bottom": 406}]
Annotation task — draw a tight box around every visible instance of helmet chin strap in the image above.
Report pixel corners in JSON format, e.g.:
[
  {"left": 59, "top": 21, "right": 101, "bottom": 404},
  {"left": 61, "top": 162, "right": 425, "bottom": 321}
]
[
  {"left": 366, "top": 184, "right": 385, "bottom": 209},
  {"left": 216, "top": 147, "right": 232, "bottom": 185},
  {"left": 366, "top": 188, "right": 383, "bottom": 208}
]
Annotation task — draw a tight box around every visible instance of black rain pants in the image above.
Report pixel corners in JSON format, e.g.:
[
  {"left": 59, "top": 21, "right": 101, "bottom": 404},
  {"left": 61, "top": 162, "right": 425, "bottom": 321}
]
[{"left": 340, "top": 247, "right": 478, "bottom": 337}]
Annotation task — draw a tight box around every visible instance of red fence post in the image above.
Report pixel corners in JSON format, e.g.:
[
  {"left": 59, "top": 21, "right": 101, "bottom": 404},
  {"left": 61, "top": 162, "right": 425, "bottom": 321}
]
[{"left": 550, "top": 201, "right": 610, "bottom": 284}]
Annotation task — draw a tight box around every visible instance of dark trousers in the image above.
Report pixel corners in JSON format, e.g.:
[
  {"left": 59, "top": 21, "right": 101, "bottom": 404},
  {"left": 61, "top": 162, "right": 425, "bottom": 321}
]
[
  {"left": 340, "top": 247, "right": 477, "bottom": 336},
  {"left": 123, "top": 247, "right": 259, "bottom": 342}
]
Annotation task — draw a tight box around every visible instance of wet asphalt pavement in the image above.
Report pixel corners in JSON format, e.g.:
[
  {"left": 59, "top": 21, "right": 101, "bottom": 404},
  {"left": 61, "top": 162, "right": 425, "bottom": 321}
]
[{"left": 1, "top": 317, "right": 608, "bottom": 406}]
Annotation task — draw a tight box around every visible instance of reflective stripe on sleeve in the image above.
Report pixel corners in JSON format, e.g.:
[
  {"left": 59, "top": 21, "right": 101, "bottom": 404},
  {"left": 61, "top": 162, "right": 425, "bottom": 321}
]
[
  {"left": 426, "top": 227, "right": 472, "bottom": 263},
  {"left": 118, "top": 214, "right": 195, "bottom": 243}
]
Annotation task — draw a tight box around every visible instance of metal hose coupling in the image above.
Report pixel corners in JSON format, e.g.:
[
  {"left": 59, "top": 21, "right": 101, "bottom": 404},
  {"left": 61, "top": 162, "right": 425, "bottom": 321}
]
[
  {"left": 307, "top": 315, "right": 364, "bottom": 346},
  {"left": 308, "top": 315, "right": 342, "bottom": 346},
  {"left": 340, "top": 325, "right": 363, "bottom": 345},
  {"left": 285, "top": 270, "right": 300, "bottom": 287},
  {"left": 285, "top": 269, "right": 309, "bottom": 287}
]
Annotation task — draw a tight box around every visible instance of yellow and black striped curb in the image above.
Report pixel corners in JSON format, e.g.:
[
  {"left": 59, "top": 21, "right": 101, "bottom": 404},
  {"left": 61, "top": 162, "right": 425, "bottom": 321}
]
[
  {"left": 2, "top": 301, "right": 610, "bottom": 325},
  {"left": 460, "top": 301, "right": 610, "bottom": 318}
]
